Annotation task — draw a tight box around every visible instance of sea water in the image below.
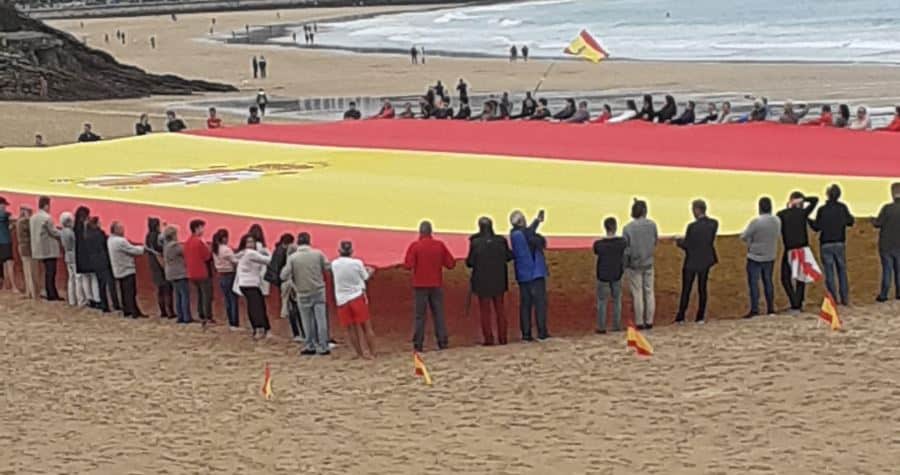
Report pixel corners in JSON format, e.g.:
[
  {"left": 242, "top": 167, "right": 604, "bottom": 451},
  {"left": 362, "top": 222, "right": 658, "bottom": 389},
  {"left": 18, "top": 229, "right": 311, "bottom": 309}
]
[{"left": 305, "top": 0, "right": 900, "bottom": 63}]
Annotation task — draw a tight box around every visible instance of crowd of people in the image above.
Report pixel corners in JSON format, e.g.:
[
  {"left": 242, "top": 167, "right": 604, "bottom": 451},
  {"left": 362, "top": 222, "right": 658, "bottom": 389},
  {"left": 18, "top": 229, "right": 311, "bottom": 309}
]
[{"left": 0, "top": 183, "right": 898, "bottom": 355}]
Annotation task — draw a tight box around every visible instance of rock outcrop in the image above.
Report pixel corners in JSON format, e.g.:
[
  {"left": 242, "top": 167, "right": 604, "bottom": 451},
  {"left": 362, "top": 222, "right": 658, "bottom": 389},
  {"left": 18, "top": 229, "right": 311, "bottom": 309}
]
[{"left": 0, "top": 2, "right": 237, "bottom": 101}]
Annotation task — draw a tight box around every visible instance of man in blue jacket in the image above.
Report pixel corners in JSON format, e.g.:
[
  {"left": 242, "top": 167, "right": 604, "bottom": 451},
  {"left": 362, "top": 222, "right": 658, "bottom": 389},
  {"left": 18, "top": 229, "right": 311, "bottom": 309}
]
[{"left": 509, "top": 209, "right": 549, "bottom": 341}]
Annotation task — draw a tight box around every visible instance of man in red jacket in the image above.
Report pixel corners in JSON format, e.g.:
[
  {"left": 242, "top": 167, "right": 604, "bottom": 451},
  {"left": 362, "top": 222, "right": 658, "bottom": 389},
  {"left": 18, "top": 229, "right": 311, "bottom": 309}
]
[
  {"left": 184, "top": 219, "right": 214, "bottom": 324},
  {"left": 404, "top": 221, "right": 455, "bottom": 351}
]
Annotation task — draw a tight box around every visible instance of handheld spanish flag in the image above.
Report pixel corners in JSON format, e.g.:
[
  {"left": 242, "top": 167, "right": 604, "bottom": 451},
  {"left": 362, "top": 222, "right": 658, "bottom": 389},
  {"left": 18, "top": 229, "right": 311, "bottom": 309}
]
[
  {"left": 261, "top": 363, "right": 273, "bottom": 400},
  {"left": 819, "top": 292, "right": 842, "bottom": 331},
  {"left": 626, "top": 326, "right": 653, "bottom": 357},
  {"left": 563, "top": 30, "right": 609, "bottom": 63},
  {"left": 413, "top": 352, "right": 433, "bottom": 386}
]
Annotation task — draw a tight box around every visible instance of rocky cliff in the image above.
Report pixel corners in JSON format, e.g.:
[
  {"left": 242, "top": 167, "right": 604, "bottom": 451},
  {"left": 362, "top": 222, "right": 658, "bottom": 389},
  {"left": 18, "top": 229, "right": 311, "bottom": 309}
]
[{"left": 0, "top": 2, "right": 237, "bottom": 101}]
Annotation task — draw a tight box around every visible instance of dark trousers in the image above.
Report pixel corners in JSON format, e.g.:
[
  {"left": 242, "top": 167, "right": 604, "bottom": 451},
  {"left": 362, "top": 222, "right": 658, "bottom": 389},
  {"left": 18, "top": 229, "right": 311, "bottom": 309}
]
[
  {"left": 117, "top": 274, "right": 141, "bottom": 317},
  {"left": 780, "top": 251, "right": 806, "bottom": 310},
  {"left": 241, "top": 286, "right": 270, "bottom": 330},
  {"left": 96, "top": 267, "right": 120, "bottom": 312},
  {"left": 192, "top": 278, "right": 213, "bottom": 321},
  {"left": 156, "top": 282, "right": 175, "bottom": 317},
  {"left": 287, "top": 298, "right": 304, "bottom": 338},
  {"left": 478, "top": 295, "right": 507, "bottom": 345},
  {"left": 42, "top": 258, "right": 60, "bottom": 300},
  {"left": 747, "top": 259, "right": 775, "bottom": 315},
  {"left": 218, "top": 274, "right": 239, "bottom": 327},
  {"left": 413, "top": 287, "right": 448, "bottom": 351},
  {"left": 518, "top": 278, "right": 548, "bottom": 340},
  {"left": 879, "top": 249, "right": 900, "bottom": 300},
  {"left": 676, "top": 267, "right": 710, "bottom": 322}
]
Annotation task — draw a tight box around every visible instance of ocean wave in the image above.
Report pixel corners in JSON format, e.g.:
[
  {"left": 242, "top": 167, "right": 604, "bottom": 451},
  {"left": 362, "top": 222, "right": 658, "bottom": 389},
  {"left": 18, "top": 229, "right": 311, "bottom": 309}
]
[{"left": 434, "top": 11, "right": 479, "bottom": 24}]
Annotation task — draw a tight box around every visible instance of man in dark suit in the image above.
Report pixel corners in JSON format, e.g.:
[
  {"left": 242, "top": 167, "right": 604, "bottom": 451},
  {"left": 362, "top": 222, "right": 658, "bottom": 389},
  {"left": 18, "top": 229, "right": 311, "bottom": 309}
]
[{"left": 675, "top": 199, "right": 719, "bottom": 324}]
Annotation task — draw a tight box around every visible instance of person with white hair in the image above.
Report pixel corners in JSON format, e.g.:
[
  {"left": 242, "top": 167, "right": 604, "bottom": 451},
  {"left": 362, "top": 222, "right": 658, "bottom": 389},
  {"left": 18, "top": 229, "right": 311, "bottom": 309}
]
[
  {"left": 849, "top": 106, "right": 872, "bottom": 130},
  {"left": 59, "top": 211, "right": 78, "bottom": 306},
  {"left": 509, "top": 209, "right": 549, "bottom": 341},
  {"left": 107, "top": 221, "right": 146, "bottom": 318}
]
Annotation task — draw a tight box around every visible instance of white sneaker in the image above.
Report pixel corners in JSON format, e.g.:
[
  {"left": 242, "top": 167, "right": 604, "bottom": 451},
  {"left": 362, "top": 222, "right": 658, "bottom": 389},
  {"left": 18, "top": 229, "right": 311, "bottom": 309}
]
[
  {"left": 292, "top": 336, "right": 304, "bottom": 342},
  {"left": 265, "top": 332, "right": 274, "bottom": 339},
  {"left": 229, "top": 326, "right": 242, "bottom": 332},
  {"left": 328, "top": 342, "right": 338, "bottom": 350}
]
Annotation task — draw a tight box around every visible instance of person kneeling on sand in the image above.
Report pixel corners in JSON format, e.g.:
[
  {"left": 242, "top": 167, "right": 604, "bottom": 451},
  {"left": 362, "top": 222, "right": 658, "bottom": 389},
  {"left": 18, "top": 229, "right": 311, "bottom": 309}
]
[
  {"left": 398, "top": 103, "right": 416, "bottom": 119},
  {"left": 608, "top": 100, "right": 639, "bottom": 123},
  {"left": 78, "top": 123, "right": 101, "bottom": 142},
  {"left": 206, "top": 107, "right": 223, "bottom": 129},
  {"left": 343, "top": 101, "right": 362, "bottom": 120},
  {"left": 453, "top": 102, "right": 471, "bottom": 120},
  {"left": 332, "top": 241, "right": 377, "bottom": 359},
  {"left": 166, "top": 111, "right": 187, "bottom": 132},
  {"left": 247, "top": 106, "right": 261, "bottom": 125},
  {"left": 563, "top": 101, "right": 591, "bottom": 124},
  {"left": 369, "top": 99, "right": 395, "bottom": 119}
]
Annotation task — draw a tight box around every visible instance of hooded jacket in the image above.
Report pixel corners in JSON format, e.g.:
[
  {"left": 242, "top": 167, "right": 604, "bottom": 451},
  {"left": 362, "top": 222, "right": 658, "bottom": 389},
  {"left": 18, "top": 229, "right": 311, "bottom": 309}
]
[{"left": 466, "top": 221, "right": 513, "bottom": 298}]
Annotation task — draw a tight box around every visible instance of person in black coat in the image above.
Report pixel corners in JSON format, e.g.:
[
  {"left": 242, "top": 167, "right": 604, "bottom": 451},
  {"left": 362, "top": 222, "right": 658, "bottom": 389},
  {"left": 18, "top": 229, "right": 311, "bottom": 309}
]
[
  {"left": 146, "top": 217, "right": 175, "bottom": 318},
  {"left": 670, "top": 101, "right": 696, "bottom": 125},
  {"left": 84, "top": 217, "right": 120, "bottom": 313},
  {"left": 552, "top": 98, "right": 576, "bottom": 121},
  {"left": 675, "top": 199, "right": 719, "bottom": 323},
  {"left": 639, "top": 94, "right": 655, "bottom": 121},
  {"left": 466, "top": 217, "right": 513, "bottom": 345},
  {"left": 656, "top": 95, "right": 677, "bottom": 123},
  {"left": 73, "top": 206, "right": 99, "bottom": 307}
]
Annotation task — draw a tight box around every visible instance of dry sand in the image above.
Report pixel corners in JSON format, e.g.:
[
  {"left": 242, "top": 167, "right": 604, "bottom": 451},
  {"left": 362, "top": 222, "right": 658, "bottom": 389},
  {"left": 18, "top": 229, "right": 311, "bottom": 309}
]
[
  {"left": 2, "top": 291, "right": 900, "bottom": 474},
  {"left": 2, "top": 6, "right": 900, "bottom": 145}
]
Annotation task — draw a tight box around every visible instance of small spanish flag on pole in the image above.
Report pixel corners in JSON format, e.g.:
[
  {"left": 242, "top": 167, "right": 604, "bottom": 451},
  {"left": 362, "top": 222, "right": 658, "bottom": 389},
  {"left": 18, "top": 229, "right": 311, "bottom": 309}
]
[
  {"left": 261, "top": 363, "right": 273, "bottom": 400},
  {"left": 819, "top": 292, "right": 842, "bottom": 331},
  {"left": 626, "top": 326, "right": 653, "bottom": 357},
  {"left": 413, "top": 352, "right": 433, "bottom": 386},
  {"left": 563, "top": 30, "right": 610, "bottom": 63}
]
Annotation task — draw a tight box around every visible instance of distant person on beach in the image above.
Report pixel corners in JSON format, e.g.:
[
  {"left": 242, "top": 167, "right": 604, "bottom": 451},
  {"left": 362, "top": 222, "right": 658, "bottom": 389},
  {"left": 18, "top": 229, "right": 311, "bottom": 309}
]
[
  {"left": 171, "top": 13, "right": 177, "bottom": 22},
  {"left": 399, "top": 103, "right": 416, "bottom": 119},
  {"left": 593, "top": 217, "right": 627, "bottom": 333},
  {"left": 78, "top": 123, "right": 101, "bottom": 142},
  {"left": 510, "top": 209, "right": 549, "bottom": 341},
  {"left": 509, "top": 45, "right": 518, "bottom": 62},
  {"left": 639, "top": 94, "right": 655, "bottom": 121},
  {"left": 874, "top": 182, "right": 900, "bottom": 302},
  {"left": 433, "top": 99, "right": 454, "bottom": 119},
  {"left": 163, "top": 226, "right": 191, "bottom": 324},
  {"left": 592, "top": 104, "right": 612, "bottom": 123},
  {"left": 105, "top": 33, "right": 109, "bottom": 44},
  {"left": 778, "top": 101, "right": 809, "bottom": 124},
  {"left": 697, "top": 102, "right": 718, "bottom": 124},
  {"left": 206, "top": 107, "right": 223, "bottom": 129},
  {"left": 108, "top": 221, "right": 146, "bottom": 318},
  {"left": 674, "top": 199, "right": 718, "bottom": 324},
  {"left": 810, "top": 184, "right": 854, "bottom": 305},
  {"left": 741, "top": 197, "right": 780, "bottom": 318},
  {"left": 434, "top": 80, "right": 445, "bottom": 100},
  {"left": 410, "top": 46, "right": 419, "bottom": 64},
  {"left": 281, "top": 232, "right": 331, "bottom": 356},
  {"left": 849, "top": 106, "right": 871, "bottom": 130},
  {"left": 30, "top": 196, "right": 61, "bottom": 302},
  {"left": 304, "top": 30, "right": 311, "bottom": 44},
  {"left": 146, "top": 218, "right": 174, "bottom": 319},
  {"left": 166, "top": 111, "right": 187, "bottom": 132},
  {"left": 185, "top": 219, "right": 214, "bottom": 325},
  {"left": 252, "top": 56, "right": 259, "bottom": 78},
  {"left": 16, "top": 206, "right": 37, "bottom": 299},
  {"left": 258, "top": 55, "right": 268, "bottom": 78},
  {"left": 456, "top": 78, "right": 468, "bottom": 104},
  {"left": 716, "top": 101, "right": 732, "bottom": 123},
  {"left": 150, "top": 36, "right": 156, "bottom": 49},
  {"left": 834, "top": 104, "right": 851, "bottom": 127},
  {"left": 292, "top": 32, "right": 297, "bottom": 43},
  {"left": 670, "top": 101, "right": 696, "bottom": 125},
  {"left": 609, "top": 99, "right": 639, "bottom": 123},
  {"left": 879, "top": 106, "right": 900, "bottom": 131},
  {"left": 0, "top": 198, "right": 15, "bottom": 294},
  {"left": 473, "top": 100, "right": 496, "bottom": 121},
  {"left": 370, "top": 99, "right": 395, "bottom": 119},
  {"left": 404, "top": 220, "right": 455, "bottom": 351},
  {"left": 421, "top": 47, "right": 426, "bottom": 64},
  {"left": 332, "top": 240, "right": 376, "bottom": 359},
  {"left": 309, "top": 32, "right": 315, "bottom": 44},
  {"left": 467, "top": 217, "right": 513, "bottom": 346},
  {"left": 564, "top": 100, "right": 591, "bottom": 123},
  {"left": 453, "top": 102, "right": 471, "bottom": 120},
  {"left": 526, "top": 98, "right": 551, "bottom": 121},
  {"left": 135, "top": 114, "right": 152, "bottom": 135},
  {"left": 803, "top": 105, "right": 833, "bottom": 126},
  {"left": 255, "top": 89, "right": 269, "bottom": 116},
  {"left": 656, "top": 95, "right": 677, "bottom": 123},
  {"left": 623, "top": 199, "right": 658, "bottom": 330},
  {"left": 777, "top": 191, "right": 819, "bottom": 312},
  {"left": 522, "top": 45, "right": 529, "bottom": 61},
  {"left": 552, "top": 98, "right": 576, "bottom": 121},
  {"left": 499, "top": 92, "right": 512, "bottom": 119},
  {"left": 247, "top": 106, "right": 261, "bottom": 124},
  {"left": 512, "top": 91, "right": 536, "bottom": 119},
  {"left": 34, "top": 134, "right": 46, "bottom": 147},
  {"left": 343, "top": 101, "right": 362, "bottom": 120},
  {"left": 39, "top": 75, "right": 48, "bottom": 98}
]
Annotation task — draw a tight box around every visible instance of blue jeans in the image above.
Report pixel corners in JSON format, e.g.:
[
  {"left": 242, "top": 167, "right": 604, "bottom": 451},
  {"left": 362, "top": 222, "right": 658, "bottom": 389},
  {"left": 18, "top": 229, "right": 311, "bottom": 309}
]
[
  {"left": 519, "top": 278, "right": 548, "bottom": 339},
  {"left": 218, "top": 274, "right": 238, "bottom": 327},
  {"left": 747, "top": 259, "right": 774, "bottom": 315},
  {"left": 173, "top": 279, "right": 192, "bottom": 323},
  {"left": 298, "top": 290, "right": 329, "bottom": 353},
  {"left": 821, "top": 242, "right": 849, "bottom": 304},
  {"left": 880, "top": 249, "right": 900, "bottom": 300},
  {"left": 596, "top": 280, "right": 622, "bottom": 331}
]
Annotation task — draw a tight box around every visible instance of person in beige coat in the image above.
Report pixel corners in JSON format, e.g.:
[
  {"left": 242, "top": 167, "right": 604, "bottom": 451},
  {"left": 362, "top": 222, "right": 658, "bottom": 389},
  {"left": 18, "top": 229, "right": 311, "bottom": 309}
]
[
  {"left": 29, "top": 196, "right": 61, "bottom": 301},
  {"left": 15, "top": 206, "right": 36, "bottom": 299}
]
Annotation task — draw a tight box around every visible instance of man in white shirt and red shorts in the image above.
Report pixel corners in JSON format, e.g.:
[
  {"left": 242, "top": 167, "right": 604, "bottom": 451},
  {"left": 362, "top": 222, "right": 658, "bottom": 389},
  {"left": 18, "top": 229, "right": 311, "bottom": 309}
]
[{"left": 332, "top": 241, "right": 377, "bottom": 359}]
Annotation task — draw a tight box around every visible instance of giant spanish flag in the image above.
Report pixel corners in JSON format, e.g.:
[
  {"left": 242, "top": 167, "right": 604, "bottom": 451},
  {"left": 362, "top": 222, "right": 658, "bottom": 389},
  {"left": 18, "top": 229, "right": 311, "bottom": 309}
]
[
  {"left": 0, "top": 120, "right": 897, "bottom": 268},
  {"left": 564, "top": 30, "right": 609, "bottom": 63}
]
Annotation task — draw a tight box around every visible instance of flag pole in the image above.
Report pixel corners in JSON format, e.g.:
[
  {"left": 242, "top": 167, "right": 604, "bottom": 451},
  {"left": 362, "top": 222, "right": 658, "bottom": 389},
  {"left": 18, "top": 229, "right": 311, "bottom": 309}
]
[{"left": 533, "top": 61, "right": 556, "bottom": 94}]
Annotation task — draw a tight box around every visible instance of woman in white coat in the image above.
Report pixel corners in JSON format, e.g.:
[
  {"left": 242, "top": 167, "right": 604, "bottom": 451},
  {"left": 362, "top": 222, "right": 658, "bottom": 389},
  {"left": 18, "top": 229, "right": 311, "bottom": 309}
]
[{"left": 233, "top": 234, "right": 272, "bottom": 338}]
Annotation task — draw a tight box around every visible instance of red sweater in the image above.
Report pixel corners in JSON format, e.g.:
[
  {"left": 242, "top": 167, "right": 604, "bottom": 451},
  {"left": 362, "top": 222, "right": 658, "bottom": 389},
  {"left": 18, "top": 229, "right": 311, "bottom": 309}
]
[
  {"left": 184, "top": 235, "right": 213, "bottom": 280},
  {"left": 403, "top": 236, "right": 455, "bottom": 288},
  {"left": 803, "top": 112, "right": 832, "bottom": 126},
  {"left": 886, "top": 116, "right": 900, "bottom": 132}
]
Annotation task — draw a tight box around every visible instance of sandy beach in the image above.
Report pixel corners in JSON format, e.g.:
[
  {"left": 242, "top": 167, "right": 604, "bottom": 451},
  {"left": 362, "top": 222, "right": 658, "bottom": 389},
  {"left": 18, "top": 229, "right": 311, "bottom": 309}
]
[{"left": 1, "top": 6, "right": 899, "bottom": 146}]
